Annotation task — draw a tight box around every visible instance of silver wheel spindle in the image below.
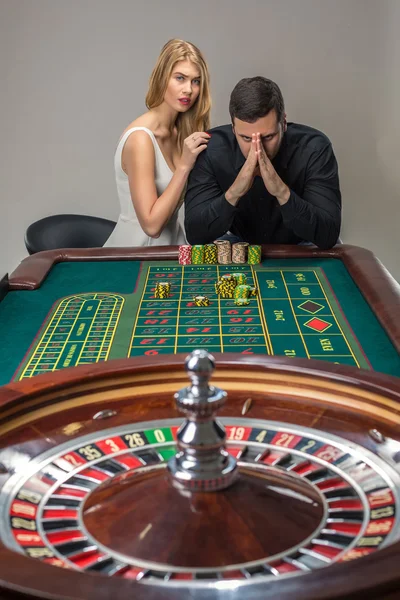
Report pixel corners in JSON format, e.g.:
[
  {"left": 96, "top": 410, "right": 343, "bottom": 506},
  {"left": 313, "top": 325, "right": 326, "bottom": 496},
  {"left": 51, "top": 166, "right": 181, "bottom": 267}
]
[{"left": 167, "top": 350, "right": 238, "bottom": 491}]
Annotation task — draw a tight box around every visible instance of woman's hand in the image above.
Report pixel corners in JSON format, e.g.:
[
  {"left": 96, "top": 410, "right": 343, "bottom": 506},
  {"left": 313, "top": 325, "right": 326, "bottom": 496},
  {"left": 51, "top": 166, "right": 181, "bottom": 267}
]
[{"left": 179, "top": 132, "right": 211, "bottom": 171}]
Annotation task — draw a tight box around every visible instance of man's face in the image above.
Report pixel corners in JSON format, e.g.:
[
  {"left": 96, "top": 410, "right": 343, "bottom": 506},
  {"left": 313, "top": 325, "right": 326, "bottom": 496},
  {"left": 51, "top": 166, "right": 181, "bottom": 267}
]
[{"left": 233, "top": 110, "right": 286, "bottom": 161}]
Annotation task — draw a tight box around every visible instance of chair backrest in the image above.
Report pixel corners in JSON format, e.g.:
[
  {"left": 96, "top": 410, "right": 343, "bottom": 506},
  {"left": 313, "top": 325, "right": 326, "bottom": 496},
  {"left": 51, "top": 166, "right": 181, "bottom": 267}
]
[{"left": 25, "top": 214, "right": 117, "bottom": 254}]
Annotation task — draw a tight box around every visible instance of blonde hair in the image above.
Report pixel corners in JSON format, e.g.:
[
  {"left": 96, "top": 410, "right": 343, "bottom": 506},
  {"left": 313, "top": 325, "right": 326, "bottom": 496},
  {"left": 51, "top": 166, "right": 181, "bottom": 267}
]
[{"left": 146, "top": 39, "right": 211, "bottom": 151}]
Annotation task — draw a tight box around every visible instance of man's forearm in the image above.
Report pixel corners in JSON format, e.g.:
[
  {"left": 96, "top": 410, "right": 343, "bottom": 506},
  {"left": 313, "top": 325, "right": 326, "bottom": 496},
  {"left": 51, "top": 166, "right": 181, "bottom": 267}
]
[
  {"left": 185, "top": 151, "right": 245, "bottom": 243},
  {"left": 280, "top": 190, "right": 341, "bottom": 249},
  {"left": 275, "top": 183, "right": 291, "bottom": 205},
  {"left": 225, "top": 186, "right": 241, "bottom": 206},
  {"left": 185, "top": 192, "right": 237, "bottom": 244}
]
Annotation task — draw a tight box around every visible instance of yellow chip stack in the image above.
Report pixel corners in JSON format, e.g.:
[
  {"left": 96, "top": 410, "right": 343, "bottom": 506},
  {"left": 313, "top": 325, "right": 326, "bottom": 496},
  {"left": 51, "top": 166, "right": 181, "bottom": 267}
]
[
  {"left": 154, "top": 282, "right": 171, "bottom": 299},
  {"left": 204, "top": 244, "right": 218, "bottom": 264},
  {"left": 215, "top": 274, "right": 237, "bottom": 298},
  {"left": 193, "top": 295, "right": 210, "bottom": 306}
]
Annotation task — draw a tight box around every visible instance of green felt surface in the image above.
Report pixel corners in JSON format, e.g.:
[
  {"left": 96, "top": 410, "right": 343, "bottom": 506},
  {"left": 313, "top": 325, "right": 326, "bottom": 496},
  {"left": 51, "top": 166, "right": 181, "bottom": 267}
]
[{"left": 0, "top": 258, "right": 398, "bottom": 385}]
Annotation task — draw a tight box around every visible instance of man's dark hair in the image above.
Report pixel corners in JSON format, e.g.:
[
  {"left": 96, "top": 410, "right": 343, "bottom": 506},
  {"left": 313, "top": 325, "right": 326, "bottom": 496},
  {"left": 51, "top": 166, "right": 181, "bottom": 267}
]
[{"left": 229, "top": 76, "right": 285, "bottom": 124}]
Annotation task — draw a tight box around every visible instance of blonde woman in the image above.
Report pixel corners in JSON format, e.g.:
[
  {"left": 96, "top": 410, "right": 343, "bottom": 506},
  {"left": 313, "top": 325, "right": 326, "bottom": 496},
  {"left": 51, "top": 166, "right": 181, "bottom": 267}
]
[{"left": 104, "top": 39, "right": 211, "bottom": 247}]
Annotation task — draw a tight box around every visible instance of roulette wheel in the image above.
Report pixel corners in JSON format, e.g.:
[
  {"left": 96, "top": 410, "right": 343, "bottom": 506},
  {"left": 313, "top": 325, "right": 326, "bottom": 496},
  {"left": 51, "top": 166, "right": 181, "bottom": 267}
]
[{"left": 0, "top": 351, "right": 399, "bottom": 599}]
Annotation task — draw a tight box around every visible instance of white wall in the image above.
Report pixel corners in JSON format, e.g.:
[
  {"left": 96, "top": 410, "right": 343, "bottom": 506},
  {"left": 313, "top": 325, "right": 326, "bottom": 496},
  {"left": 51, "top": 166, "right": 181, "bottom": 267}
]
[
  {"left": 375, "top": 0, "right": 400, "bottom": 278},
  {"left": 0, "top": 0, "right": 399, "bottom": 279}
]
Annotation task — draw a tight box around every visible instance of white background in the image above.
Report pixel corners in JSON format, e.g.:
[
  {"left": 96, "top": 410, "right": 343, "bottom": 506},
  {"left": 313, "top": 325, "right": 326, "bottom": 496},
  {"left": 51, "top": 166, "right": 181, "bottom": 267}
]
[{"left": 1, "top": 0, "right": 399, "bottom": 279}]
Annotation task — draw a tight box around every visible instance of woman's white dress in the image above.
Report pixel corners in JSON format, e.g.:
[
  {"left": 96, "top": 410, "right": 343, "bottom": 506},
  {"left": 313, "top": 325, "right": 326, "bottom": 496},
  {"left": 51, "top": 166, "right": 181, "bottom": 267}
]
[{"left": 104, "top": 127, "right": 186, "bottom": 247}]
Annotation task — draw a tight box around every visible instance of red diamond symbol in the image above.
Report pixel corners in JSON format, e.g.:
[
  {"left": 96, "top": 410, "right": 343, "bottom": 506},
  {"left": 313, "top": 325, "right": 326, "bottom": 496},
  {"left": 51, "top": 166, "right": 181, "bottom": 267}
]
[{"left": 304, "top": 318, "right": 332, "bottom": 333}]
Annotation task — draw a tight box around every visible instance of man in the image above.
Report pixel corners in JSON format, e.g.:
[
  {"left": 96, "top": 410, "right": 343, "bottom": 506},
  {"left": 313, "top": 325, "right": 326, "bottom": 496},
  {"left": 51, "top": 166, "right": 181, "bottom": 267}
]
[{"left": 184, "top": 77, "right": 341, "bottom": 249}]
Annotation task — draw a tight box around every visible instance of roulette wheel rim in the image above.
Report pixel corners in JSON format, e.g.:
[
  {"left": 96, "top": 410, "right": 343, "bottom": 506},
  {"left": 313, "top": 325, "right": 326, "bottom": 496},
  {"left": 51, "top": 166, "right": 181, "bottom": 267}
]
[{"left": 0, "top": 354, "right": 399, "bottom": 600}]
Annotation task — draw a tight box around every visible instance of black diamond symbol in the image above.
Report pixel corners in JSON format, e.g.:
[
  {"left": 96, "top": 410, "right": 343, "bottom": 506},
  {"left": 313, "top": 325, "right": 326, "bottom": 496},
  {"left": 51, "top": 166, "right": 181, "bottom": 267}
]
[{"left": 298, "top": 300, "right": 324, "bottom": 314}]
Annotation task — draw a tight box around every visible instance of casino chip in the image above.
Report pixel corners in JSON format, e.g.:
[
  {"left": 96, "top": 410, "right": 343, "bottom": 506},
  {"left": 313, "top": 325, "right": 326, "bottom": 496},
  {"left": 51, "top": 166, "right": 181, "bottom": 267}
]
[
  {"left": 154, "top": 282, "right": 171, "bottom": 298},
  {"left": 193, "top": 295, "right": 210, "bottom": 306},
  {"left": 248, "top": 244, "right": 262, "bottom": 264},
  {"left": 178, "top": 245, "right": 192, "bottom": 265},
  {"left": 204, "top": 244, "right": 217, "bottom": 264},
  {"left": 234, "top": 297, "right": 250, "bottom": 306},
  {"left": 232, "top": 273, "right": 247, "bottom": 286}
]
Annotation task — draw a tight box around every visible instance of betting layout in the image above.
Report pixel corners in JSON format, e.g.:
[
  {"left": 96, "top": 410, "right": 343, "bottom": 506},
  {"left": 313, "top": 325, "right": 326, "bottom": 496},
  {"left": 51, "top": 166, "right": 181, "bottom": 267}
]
[
  {"left": 129, "top": 263, "right": 368, "bottom": 364},
  {"left": 3, "top": 419, "right": 397, "bottom": 582},
  {"left": 14, "top": 261, "right": 369, "bottom": 381}
]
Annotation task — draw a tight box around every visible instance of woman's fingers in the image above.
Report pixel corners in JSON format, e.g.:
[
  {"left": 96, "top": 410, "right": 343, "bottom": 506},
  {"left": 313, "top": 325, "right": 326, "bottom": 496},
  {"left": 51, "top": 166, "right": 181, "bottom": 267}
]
[
  {"left": 187, "top": 132, "right": 211, "bottom": 147},
  {"left": 194, "top": 143, "right": 208, "bottom": 156},
  {"left": 194, "top": 134, "right": 211, "bottom": 147}
]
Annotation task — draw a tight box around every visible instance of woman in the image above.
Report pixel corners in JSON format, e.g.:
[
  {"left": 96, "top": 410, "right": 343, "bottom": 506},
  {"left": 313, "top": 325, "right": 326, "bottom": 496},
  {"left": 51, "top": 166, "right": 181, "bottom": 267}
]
[{"left": 104, "top": 39, "right": 211, "bottom": 247}]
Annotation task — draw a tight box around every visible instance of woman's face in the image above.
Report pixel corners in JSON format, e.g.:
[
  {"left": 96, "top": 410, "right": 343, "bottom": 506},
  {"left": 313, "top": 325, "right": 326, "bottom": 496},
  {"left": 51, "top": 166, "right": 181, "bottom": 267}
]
[{"left": 164, "top": 59, "right": 201, "bottom": 113}]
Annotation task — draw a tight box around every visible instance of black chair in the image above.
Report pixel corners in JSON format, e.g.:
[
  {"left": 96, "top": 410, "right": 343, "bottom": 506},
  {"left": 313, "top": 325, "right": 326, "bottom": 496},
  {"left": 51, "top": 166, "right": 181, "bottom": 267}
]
[{"left": 25, "top": 214, "right": 117, "bottom": 255}]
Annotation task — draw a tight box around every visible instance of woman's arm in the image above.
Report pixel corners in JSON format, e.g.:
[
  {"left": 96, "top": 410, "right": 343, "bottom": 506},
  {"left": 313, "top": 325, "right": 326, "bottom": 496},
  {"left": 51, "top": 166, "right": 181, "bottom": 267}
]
[{"left": 123, "top": 131, "right": 209, "bottom": 238}]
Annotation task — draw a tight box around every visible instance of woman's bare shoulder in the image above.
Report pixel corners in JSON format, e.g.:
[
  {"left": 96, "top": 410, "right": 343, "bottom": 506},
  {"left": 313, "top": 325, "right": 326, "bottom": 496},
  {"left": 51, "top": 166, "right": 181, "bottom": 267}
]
[
  {"left": 120, "top": 116, "right": 156, "bottom": 174},
  {"left": 121, "top": 112, "right": 155, "bottom": 137},
  {"left": 119, "top": 114, "right": 156, "bottom": 168}
]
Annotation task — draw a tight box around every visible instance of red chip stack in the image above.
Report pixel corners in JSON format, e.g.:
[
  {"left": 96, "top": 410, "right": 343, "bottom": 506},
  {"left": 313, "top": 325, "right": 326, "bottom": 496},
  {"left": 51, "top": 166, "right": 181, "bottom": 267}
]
[{"left": 179, "top": 245, "right": 192, "bottom": 265}]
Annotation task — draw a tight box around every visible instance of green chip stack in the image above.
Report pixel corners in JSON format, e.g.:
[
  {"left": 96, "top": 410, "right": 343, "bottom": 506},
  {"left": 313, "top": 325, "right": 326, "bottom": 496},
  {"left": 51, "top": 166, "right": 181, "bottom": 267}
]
[
  {"left": 234, "top": 297, "right": 250, "bottom": 306},
  {"left": 204, "top": 244, "right": 217, "bottom": 264},
  {"left": 233, "top": 284, "right": 248, "bottom": 299},
  {"left": 191, "top": 245, "right": 205, "bottom": 264},
  {"left": 248, "top": 245, "right": 262, "bottom": 264},
  {"left": 232, "top": 272, "right": 247, "bottom": 286}
]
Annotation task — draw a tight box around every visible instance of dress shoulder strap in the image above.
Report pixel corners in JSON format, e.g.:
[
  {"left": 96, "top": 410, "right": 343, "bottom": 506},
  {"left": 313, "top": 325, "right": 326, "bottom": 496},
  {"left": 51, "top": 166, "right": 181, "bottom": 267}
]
[
  {"left": 117, "top": 126, "right": 158, "bottom": 151},
  {"left": 115, "top": 127, "right": 160, "bottom": 174}
]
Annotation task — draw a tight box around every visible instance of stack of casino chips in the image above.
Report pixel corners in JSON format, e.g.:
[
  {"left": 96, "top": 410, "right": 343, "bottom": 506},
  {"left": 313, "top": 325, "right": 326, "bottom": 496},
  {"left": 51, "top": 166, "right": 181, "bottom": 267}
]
[
  {"left": 248, "top": 245, "right": 262, "bottom": 264},
  {"left": 191, "top": 245, "right": 204, "bottom": 264},
  {"left": 234, "top": 284, "right": 251, "bottom": 299},
  {"left": 215, "top": 274, "right": 237, "bottom": 298},
  {"left": 214, "top": 271, "right": 257, "bottom": 303},
  {"left": 235, "top": 298, "right": 250, "bottom": 306},
  {"left": 232, "top": 242, "right": 249, "bottom": 264},
  {"left": 179, "top": 241, "right": 261, "bottom": 265},
  {"left": 204, "top": 243, "right": 217, "bottom": 264},
  {"left": 193, "top": 295, "right": 210, "bottom": 306},
  {"left": 154, "top": 281, "right": 171, "bottom": 299},
  {"left": 232, "top": 272, "right": 247, "bottom": 286},
  {"left": 234, "top": 284, "right": 251, "bottom": 306},
  {"left": 214, "top": 240, "right": 231, "bottom": 264},
  {"left": 250, "top": 286, "right": 258, "bottom": 297},
  {"left": 179, "top": 245, "right": 192, "bottom": 265}
]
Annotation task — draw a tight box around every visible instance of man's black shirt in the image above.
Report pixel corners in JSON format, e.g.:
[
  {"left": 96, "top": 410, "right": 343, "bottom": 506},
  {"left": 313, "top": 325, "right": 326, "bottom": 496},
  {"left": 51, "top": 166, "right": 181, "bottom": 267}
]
[{"left": 184, "top": 123, "right": 341, "bottom": 249}]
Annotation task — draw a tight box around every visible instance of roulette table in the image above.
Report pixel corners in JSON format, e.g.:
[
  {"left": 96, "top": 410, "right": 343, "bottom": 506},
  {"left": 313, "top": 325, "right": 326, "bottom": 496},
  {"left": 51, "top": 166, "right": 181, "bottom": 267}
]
[
  {"left": 0, "top": 350, "right": 399, "bottom": 599},
  {"left": 0, "top": 244, "right": 399, "bottom": 383},
  {"left": 0, "top": 244, "right": 399, "bottom": 599}
]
